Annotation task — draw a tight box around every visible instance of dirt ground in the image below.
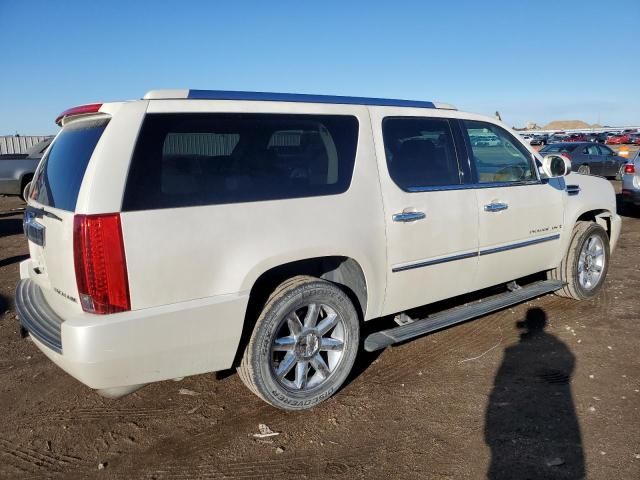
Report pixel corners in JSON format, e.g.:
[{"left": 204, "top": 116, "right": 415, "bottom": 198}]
[{"left": 0, "top": 184, "right": 638, "bottom": 480}]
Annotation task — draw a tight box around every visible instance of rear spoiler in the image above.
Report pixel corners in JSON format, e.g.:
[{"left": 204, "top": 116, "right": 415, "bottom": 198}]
[{"left": 55, "top": 103, "right": 103, "bottom": 126}]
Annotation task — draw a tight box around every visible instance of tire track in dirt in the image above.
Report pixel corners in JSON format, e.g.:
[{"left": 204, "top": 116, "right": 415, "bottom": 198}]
[
  {"left": 0, "top": 438, "right": 84, "bottom": 476},
  {"left": 22, "top": 405, "right": 188, "bottom": 424},
  {"left": 119, "top": 395, "right": 298, "bottom": 478},
  {"left": 133, "top": 443, "right": 381, "bottom": 479}
]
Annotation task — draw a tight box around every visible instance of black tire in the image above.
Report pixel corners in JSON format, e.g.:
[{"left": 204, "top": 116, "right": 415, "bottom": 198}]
[
  {"left": 549, "top": 221, "right": 610, "bottom": 300},
  {"left": 577, "top": 165, "right": 590, "bottom": 175},
  {"left": 237, "top": 275, "right": 359, "bottom": 410}
]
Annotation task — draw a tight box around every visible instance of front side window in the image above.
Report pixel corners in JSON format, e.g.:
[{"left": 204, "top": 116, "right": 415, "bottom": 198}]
[
  {"left": 382, "top": 117, "right": 460, "bottom": 190},
  {"left": 123, "top": 113, "right": 358, "bottom": 210},
  {"left": 463, "top": 120, "right": 536, "bottom": 184},
  {"left": 585, "top": 145, "right": 599, "bottom": 155}
]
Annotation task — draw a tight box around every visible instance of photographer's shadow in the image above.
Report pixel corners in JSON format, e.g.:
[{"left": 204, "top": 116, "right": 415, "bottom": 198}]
[{"left": 485, "top": 308, "right": 585, "bottom": 479}]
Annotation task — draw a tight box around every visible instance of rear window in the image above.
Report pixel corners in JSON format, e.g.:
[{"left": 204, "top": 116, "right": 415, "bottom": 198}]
[
  {"left": 122, "top": 113, "right": 359, "bottom": 210},
  {"left": 30, "top": 119, "right": 108, "bottom": 211},
  {"left": 541, "top": 144, "right": 578, "bottom": 153}
]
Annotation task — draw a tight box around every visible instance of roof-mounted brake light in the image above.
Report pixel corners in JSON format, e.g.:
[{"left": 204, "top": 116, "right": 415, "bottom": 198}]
[{"left": 55, "top": 103, "right": 103, "bottom": 126}]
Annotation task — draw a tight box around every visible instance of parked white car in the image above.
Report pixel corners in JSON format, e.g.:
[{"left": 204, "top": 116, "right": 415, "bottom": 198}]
[{"left": 17, "top": 90, "right": 621, "bottom": 410}]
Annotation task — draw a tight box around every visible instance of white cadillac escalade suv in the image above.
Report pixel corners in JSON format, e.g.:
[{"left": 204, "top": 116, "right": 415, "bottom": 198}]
[{"left": 17, "top": 90, "right": 621, "bottom": 410}]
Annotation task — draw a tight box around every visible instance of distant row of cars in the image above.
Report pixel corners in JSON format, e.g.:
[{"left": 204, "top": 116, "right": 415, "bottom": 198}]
[{"left": 521, "top": 129, "right": 640, "bottom": 146}]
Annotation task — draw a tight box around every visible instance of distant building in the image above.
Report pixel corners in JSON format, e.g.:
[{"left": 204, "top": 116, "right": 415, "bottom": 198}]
[
  {"left": 525, "top": 121, "right": 539, "bottom": 130},
  {"left": 0, "top": 135, "right": 52, "bottom": 155}
]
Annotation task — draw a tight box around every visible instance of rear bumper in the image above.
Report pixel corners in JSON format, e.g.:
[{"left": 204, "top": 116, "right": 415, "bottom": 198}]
[
  {"left": 16, "top": 279, "right": 64, "bottom": 353},
  {"left": 0, "top": 179, "right": 20, "bottom": 195},
  {"left": 16, "top": 268, "right": 249, "bottom": 392},
  {"left": 621, "top": 188, "right": 640, "bottom": 206}
]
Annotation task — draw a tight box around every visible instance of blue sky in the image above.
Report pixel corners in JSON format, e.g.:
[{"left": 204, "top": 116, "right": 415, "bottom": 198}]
[{"left": 1, "top": 0, "right": 638, "bottom": 135}]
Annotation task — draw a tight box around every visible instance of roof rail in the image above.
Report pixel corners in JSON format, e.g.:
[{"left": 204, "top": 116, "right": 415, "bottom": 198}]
[{"left": 143, "top": 89, "right": 456, "bottom": 110}]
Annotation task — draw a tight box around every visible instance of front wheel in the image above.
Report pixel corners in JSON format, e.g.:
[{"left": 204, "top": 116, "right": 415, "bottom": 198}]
[
  {"left": 549, "top": 221, "right": 610, "bottom": 300},
  {"left": 237, "top": 276, "right": 359, "bottom": 410}
]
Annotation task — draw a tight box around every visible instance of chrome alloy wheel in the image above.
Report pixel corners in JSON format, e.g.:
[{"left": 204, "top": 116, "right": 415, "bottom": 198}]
[
  {"left": 270, "top": 303, "right": 346, "bottom": 392},
  {"left": 578, "top": 234, "right": 605, "bottom": 290}
]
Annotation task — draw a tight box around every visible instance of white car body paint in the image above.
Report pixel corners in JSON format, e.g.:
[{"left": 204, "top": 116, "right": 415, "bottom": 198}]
[{"left": 18, "top": 91, "right": 621, "bottom": 396}]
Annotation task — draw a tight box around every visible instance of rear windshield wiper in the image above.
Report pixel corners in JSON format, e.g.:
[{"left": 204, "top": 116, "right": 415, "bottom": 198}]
[{"left": 25, "top": 205, "right": 63, "bottom": 222}]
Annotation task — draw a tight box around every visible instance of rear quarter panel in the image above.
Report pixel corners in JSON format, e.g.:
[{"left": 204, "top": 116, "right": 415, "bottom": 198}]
[{"left": 117, "top": 101, "right": 387, "bottom": 320}]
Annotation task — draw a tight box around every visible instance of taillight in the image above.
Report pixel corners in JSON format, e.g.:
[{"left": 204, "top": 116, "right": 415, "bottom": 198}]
[
  {"left": 73, "top": 214, "right": 130, "bottom": 314},
  {"left": 624, "top": 164, "right": 636, "bottom": 174}
]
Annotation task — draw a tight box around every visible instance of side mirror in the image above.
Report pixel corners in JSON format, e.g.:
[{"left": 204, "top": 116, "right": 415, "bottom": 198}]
[{"left": 541, "top": 154, "right": 571, "bottom": 177}]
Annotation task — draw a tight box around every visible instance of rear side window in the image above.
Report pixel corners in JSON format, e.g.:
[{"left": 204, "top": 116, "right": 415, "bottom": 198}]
[
  {"left": 597, "top": 145, "right": 614, "bottom": 156},
  {"left": 30, "top": 119, "right": 108, "bottom": 211},
  {"left": 542, "top": 144, "right": 578, "bottom": 153},
  {"left": 382, "top": 117, "right": 460, "bottom": 190},
  {"left": 123, "top": 113, "right": 358, "bottom": 210}
]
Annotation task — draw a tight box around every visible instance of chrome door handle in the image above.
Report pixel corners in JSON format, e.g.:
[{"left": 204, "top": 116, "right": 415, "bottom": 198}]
[
  {"left": 392, "top": 211, "right": 426, "bottom": 222},
  {"left": 484, "top": 202, "right": 509, "bottom": 212}
]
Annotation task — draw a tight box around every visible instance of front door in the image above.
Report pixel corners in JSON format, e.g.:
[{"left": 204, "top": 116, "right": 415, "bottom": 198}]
[
  {"left": 370, "top": 109, "right": 479, "bottom": 316},
  {"left": 460, "top": 119, "right": 565, "bottom": 289}
]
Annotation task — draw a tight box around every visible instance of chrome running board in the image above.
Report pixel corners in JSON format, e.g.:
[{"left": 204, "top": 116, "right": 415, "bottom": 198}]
[{"left": 364, "top": 280, "right": 564, "bottom": 352}]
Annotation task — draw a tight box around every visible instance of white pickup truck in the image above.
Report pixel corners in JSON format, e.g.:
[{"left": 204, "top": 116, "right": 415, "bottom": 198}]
[{"left": 17, "top": 90, "right": 621, "bottom": 410}]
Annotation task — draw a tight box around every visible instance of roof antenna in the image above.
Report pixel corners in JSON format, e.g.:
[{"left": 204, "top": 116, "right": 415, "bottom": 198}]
[{"left": 495, "top": 111, "right": 502, "bottom": 122}]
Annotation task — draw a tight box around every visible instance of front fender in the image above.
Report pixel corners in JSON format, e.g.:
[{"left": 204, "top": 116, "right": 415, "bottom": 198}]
[{"left": 561, "top": 173, "right": 619, "bottom": 253}]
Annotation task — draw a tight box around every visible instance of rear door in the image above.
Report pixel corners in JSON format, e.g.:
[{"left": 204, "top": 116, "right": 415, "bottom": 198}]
[
  {"left": 459, "top": 119, "right": 564, "bottom": 289},
  {"left": 597, "top": 144, "right": 617, "bottom": 177},
  {"left": 583, "top": 144, "right": 603, "bottom": 175},
  {"left": 370, "top": 108, "right": 479, "bottom": 316},
  {"left": 25, "top": 118, "right": 109, "bottom": 313}
]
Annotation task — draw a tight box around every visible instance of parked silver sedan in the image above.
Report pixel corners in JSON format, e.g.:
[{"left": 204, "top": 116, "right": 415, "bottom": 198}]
[
  {"left": 0, "top": 137, "right": 52, "bottom": 200},
  {"left": 621, "top": 150, "right": 640, "bottom": 210}
]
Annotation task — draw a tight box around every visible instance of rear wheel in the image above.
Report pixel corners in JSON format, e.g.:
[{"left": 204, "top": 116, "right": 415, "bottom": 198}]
[
  {"left": 549, "top": 221, "right": 609, "bottom": 300},
  {"left": 237, "top": 276, "right": 359, "bottom": 410},
  {"left": 577, "top": 165, "right": 590, "bottom": 175}
]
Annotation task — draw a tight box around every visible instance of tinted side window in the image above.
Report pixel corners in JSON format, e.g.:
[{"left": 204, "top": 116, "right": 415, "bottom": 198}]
[
  {"left": 30, "top": 119, "right": 108, "bottom": 211},
  {"left": 463, "top": 120, "right": 536, "bottom": 184},
  {"left": 586, "top": 145, "right": 599, "bottom": 155},
  {"left": 123, "top": 114, "right": 358, "bottom": 210},
  {"left": 597, "top": 145, "right": 613, "bottom": 156},
  {"left": 382, "top": 117, "right": 460, "bottom": 190}
]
